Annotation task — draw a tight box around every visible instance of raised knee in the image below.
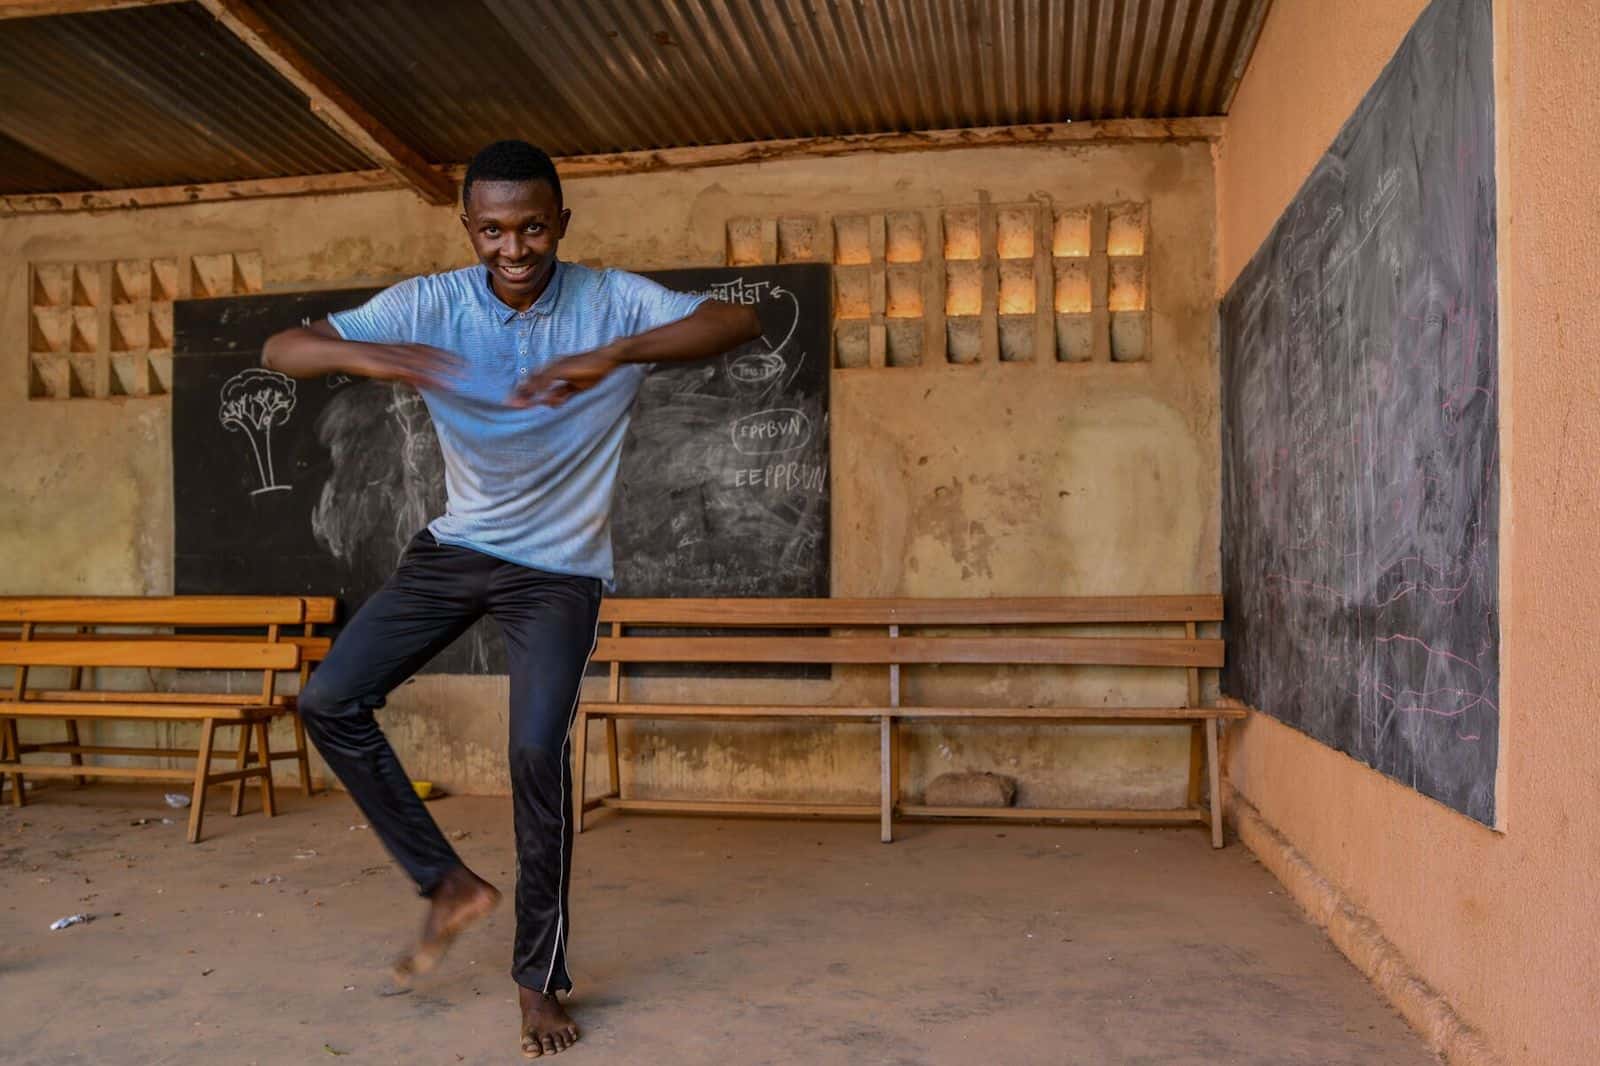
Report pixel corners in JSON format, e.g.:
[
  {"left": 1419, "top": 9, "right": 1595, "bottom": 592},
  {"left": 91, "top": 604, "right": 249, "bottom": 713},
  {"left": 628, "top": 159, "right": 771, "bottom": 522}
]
[{"left": 296, "top": 676, "right": 352, "bottom": 724}]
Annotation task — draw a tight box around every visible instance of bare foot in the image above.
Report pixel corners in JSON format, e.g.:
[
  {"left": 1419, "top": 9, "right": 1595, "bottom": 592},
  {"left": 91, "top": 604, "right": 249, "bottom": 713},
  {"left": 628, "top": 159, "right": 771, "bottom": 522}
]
[
  {"left": 392, "top": 865, "right": 500, "bottom": 987},
  {"left": 520, "top": 985, "right": 580, "bottom": 1058}
]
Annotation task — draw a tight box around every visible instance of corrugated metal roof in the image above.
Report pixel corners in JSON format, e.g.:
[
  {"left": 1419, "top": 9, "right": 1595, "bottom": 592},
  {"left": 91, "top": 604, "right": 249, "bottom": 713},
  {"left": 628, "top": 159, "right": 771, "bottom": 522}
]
[
  {"left": 0, "top": 3, "right": 371, "bottom": 193},
  {"left": 0, "top": 0, "right": 1269, "bottom": 195}
]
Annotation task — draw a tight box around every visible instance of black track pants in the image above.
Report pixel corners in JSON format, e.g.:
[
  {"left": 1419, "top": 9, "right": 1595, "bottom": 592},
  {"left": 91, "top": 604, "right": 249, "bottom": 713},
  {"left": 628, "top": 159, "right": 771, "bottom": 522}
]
[{"left": 298, "top": 530, "right": 601, "bottom": 994}]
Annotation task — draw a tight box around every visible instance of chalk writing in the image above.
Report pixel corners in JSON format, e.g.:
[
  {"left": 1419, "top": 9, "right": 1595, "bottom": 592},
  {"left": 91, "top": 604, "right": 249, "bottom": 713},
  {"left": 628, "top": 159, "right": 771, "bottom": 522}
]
[
  {"left": 733, "top": 461, "right": 826, "bottom": 493},
  {"left": 731, "top": 408, "right": 812, "bottom": 455}
]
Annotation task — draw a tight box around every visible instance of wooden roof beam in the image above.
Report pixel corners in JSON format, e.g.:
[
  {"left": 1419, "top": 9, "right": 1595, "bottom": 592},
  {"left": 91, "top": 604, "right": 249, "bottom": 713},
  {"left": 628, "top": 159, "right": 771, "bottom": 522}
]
[
  {"left": 0, "top": 119, "right": 1224, "bottom": 217},
  {"left": 0, "top": 0, "right": 185, "bottom": 17},
  {"left": 194, "top": 0, "right": 455, "bottom": 206}
]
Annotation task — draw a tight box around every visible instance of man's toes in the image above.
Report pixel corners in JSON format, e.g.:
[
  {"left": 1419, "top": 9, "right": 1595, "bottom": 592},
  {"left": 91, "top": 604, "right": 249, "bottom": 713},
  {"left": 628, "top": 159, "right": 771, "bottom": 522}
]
[
  {"left": 563, "top": 1026, "right": 580, "bottom": 1044},
  {"left": 521, "top": 1035, "right": 542, "bottom": 1058},
  {"left": 552, "top": 1033, "right": 568, "bottom": 1052},
  {"left": 542, "top": 1034, "right": 558, "bottom": 1054}
]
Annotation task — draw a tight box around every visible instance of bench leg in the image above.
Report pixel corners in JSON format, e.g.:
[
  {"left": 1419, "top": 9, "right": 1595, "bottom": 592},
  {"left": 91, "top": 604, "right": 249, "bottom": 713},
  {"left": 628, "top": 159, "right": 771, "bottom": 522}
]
[
  {"left": 3, "top": 719, "right": 23, "bottom": 808},
  {"left": 1187, "top": 723, "right": 1205, "bottom": 809},
  {"left": 65, "top": 720, "right": 87, "bottom": 787},
  {"left": 879, "top": 716, "right": 894, "bottom": 844},
  {"left": 230, "top": 723, "right": 252, "bottom": 817},
  {"left": 604, "top": 717, "right": 621, "bottom": 800},
  {"left": 573, "top": 711, "right": 589, "bottom": 835},
  {"left": 255, "top": 722, "right": 277, "bottom": 818},
  {"left": 188, "top": 718, "right": 217, "bottom": 844},
  {"left": 292, "top": 713, "right": 316, "bottom": 796},
  {"left": 1205, "top": 717, "right": 1224, "bottom": 849},
  {"left": 889, "top": 718, "right": 901, "bottom": 826}
]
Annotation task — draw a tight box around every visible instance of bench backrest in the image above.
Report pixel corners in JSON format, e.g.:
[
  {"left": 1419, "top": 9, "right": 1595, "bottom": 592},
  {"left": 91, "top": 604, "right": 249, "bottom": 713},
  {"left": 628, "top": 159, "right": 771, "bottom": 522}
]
[
  {"left": 598, "top": 596, "right": 1221, "bottom": 628},
  {"left": 0, "top": 639, "right": 298, "bottom": 671},
  {"left": 0, "top": 596, "right": 306, "bottom": 626},
  {"left": 0, "top": 596, "right": 336, "bottom": 656},
  {"left": 591, "top": 596, "right": 1224, "bottom": 668},
  {"left": 0, "top": 596, "right": 332, "bottom": 704},
  {"left": 302, "top": 597, "right": 339, "bottom": 625}
]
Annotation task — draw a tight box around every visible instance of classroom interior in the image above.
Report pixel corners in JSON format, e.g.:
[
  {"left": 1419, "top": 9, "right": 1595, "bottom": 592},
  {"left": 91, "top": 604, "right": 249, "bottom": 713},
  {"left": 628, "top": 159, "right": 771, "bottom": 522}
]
[{"left": 2, "top": 1, "right": 1595, "bottom": 1064}]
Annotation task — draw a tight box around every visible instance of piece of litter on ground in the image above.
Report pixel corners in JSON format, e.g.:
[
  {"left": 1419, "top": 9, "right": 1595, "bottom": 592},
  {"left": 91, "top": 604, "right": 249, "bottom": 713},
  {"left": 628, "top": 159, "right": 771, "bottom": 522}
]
[
  {"left": 49, "top": 914, "right": 91, "bottom": 931},
  {"left": 323, "top": 1044, "right": 347, "bottom": 1056},
  {"left": 252, "top": 875, "right": 283, "bottom": 885},
  {"left": 348, "top": 824, "right": 368, "bottom": 831},
  {"left": 161, "top": 818, "right": 175, "bottom": 825},
  {"left": 294, "top": 850, "right": 319, "bottom": 860},
  {"left": 201, "top": 968, "right": 215, "bottom": 977},
  {"left": 449, "top": 830, "right": 471, "bottom": 841},
  {"left": 130, "top": 818, "right": 150, "bottom": 826},
  {"left": 164, "top": 793, "right": 192, "bottom": 808},
  {"left": 343, "top": 985, "right": 356, "bottom": 991}
]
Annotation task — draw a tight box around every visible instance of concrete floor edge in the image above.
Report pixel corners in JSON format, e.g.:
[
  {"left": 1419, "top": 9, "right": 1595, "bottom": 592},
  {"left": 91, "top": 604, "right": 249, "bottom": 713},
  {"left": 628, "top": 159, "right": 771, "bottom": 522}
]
[{"left": 1229, "top": 792, "right": 1499, "bottom": 1066}]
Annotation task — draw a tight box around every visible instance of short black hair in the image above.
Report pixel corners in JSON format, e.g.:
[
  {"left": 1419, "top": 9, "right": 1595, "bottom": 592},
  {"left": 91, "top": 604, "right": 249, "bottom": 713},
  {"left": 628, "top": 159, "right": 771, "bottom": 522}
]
[{"left": 462, "top": 140, "right": 562, "bottom": 210}]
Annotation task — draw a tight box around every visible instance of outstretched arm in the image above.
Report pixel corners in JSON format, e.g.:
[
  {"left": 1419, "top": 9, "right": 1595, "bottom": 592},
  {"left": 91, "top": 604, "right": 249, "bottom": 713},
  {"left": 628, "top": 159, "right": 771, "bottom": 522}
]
[
  {"left": 263, "top": 319, "right": 460, "bottom": 391},
  {"left": 512, "top": 301, "right": 761, "bottom": 408}
]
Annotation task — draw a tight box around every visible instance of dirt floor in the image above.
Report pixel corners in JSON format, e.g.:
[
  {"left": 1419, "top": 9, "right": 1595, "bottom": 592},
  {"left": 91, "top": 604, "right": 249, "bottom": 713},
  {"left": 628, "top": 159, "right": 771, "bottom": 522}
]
[{"left": 1, "top": 785, "right": 1437, "bottom": 1065}]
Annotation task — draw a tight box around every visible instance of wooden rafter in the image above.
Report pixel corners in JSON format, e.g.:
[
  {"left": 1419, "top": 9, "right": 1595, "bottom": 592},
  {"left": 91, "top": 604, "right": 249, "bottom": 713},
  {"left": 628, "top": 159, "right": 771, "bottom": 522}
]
[
  {"left": 193, "top": 0, "right": 455, "bottom": 206},
  {"left": 0, "top": 119, "right": 1222, "bottom": 217},
  {"left": 0, "top": 0, "right": 184, "bottom": 16}
]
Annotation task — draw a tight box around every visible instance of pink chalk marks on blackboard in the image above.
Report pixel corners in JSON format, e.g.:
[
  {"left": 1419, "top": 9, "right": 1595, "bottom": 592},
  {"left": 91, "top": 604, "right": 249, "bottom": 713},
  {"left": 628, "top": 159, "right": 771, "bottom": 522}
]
[
  {"left": 219, "top": 367, "right": 297, "bottom": 496},
  {"left": 1372, "top": 630, "right": 1497, "bottom": 745}
]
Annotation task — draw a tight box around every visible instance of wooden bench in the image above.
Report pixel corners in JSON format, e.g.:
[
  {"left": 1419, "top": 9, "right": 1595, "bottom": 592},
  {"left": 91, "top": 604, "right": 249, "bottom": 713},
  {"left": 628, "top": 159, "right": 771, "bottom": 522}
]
[
  {"left": 0, "top": 595, "right": 338, "bottom": 796},
  {"left": 0, "top": 596, "right": 321, "bottom": 841},
  {"left": 574, "top": 596, "right": 1242, "bottom": 846}
]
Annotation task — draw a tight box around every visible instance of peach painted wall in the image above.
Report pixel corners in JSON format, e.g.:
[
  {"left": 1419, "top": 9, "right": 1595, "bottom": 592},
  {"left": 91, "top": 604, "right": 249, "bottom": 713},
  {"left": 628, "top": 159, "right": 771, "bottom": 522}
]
[{"left": 1217, "top": 2, "right": 1600, "bottom": 1064}]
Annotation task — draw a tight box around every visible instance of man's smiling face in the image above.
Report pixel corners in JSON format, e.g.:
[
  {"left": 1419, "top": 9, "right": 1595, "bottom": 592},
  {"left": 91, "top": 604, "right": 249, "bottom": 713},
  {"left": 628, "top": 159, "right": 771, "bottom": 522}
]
[{"left": 461, "top": 178, "right": 571, "bottom": 312}]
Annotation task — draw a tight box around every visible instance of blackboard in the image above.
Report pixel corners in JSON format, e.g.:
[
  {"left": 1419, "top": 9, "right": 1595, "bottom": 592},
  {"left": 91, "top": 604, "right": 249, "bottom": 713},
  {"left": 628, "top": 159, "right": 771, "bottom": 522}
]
[
  {"left": 173, "top": 264, "right": 831, "bottom": 674},
  {"left": 1219, "top": 0, "right": 1498, "bottom": 822}
]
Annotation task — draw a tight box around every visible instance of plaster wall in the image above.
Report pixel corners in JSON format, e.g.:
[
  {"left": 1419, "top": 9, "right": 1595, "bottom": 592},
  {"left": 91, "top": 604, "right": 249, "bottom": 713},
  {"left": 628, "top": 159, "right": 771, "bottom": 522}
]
[
  {"left": 1217, "top": 1, "right": 1600, "bottom": 1062},
  {"left": 1, "top": 140, "right": 1219, "bottom": 809}
]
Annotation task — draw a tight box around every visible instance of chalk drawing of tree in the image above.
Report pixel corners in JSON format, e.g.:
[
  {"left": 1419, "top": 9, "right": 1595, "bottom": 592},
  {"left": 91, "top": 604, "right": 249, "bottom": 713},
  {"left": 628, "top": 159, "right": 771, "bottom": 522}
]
[{"left": 219, "top": 368, "right": 298, "bottom": 495}]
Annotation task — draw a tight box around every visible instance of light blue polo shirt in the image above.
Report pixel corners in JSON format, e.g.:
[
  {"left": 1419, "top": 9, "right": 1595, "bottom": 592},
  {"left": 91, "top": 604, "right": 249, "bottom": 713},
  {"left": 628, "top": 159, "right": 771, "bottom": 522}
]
[{"left": 328, "top": 261, "right": 707, "bottom": 583}]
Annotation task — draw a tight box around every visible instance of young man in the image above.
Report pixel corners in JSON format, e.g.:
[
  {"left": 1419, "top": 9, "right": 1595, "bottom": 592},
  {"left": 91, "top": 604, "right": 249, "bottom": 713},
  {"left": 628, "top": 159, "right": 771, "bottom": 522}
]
[{"left": 262, "top": 140, "right": 761, "bottom": 1058}]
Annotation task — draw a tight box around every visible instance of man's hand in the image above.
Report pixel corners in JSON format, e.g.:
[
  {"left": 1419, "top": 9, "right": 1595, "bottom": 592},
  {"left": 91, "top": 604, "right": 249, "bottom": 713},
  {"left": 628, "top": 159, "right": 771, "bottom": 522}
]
[
  {"left": 351, "top": 342, "right": 464, "bottom": 391},
  {"left": 506, "top": 300, "right": 761, "bottom": 408},
  {"left": 262, "top": 319, "right": 463, "bottom": 390},
  {"left": 511, "top": 347, "right": 620, "bottom": 408}
]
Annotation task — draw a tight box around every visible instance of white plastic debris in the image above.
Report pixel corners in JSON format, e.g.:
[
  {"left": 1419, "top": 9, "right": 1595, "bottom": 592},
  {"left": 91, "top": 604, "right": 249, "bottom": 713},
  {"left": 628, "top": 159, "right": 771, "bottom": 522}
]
[
  {"left": 164, "top": 793, "right": 192, "bottom": 809},
  {"left": 49, "top": 914, "right": 91, "bottom": 931}
]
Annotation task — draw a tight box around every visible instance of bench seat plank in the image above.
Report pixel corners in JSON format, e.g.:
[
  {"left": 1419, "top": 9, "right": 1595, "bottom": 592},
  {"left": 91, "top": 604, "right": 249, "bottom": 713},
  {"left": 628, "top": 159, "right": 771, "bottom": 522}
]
[
  {"left": 582, "top": 702, "right": 1245, "bottom": 721},
  {"left": 900, "top": 805, "right": 1210, "bottom": 824},
  {"left": 0, "top": 701, "right": 277, "bottom": 721},
  {"left": 18, "top": 690, "right": 286, "bottom": 707}
]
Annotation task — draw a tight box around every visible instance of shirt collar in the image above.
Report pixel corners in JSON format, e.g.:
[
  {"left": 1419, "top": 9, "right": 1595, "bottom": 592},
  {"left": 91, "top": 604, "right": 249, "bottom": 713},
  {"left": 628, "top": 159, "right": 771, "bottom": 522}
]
[{"left": 483, "top": 259, "right": 564, "bottom": 324}]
